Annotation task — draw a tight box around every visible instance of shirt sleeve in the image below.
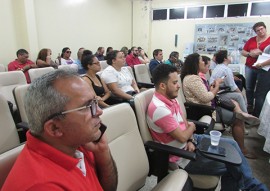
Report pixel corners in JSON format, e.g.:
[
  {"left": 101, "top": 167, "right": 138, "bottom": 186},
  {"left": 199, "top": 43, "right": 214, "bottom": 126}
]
[
  {"left": 224, "top": 68, "right": 238, "bottom": 91},
  {"left": 185, "top": 75, "right": 215, "bottom": 103},
  {"left": 101, "top": 68, "right": 117, "bottom": 84}
]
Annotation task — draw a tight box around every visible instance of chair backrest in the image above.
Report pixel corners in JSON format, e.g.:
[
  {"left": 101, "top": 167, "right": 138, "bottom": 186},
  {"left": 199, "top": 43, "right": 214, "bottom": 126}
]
[
  {"left": 134, "top": 88, "right": 155, "bottom": 143},
  {"left": 0, "top": 64, "right": 6, "bottom": 72},
  {"left": 134, "top": 64, "right": 152, "bottom": 83},
  {"left": 0, "top": 94, "right": 20, "bottom": 154},
  {"left": 177, "top": 75, "right": 187, "bottom": 118},
  {"left": 100, "top": 103, "right": 149, "bottom": 191},
  {"left": 0, "top": 71, "right": 27, "bottom": 105},
  {"left": 28, "top": 67, "right": 54, "bottom": 82},
  {"left": 123, "top": 66, "right": 135, "bottom": 79},
  {"left": 13, "top": 84, "right": 30, "bottom": 123},
  {"left": 100, "top": 60, "right": 109, "bottom": 70},
  {"left": 58, "top": 64, "right": 78, "bottom": 71},
  {"left": 0, "top": 144, "right": 24, "bottom": 188},
  {"left": 146, "top": 63, "right": 151, "bottom": 78}
]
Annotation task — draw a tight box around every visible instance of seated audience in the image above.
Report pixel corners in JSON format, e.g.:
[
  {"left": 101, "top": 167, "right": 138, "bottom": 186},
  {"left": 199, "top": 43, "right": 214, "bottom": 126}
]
[
  {"left": 165, "top": 51, "right": 183, "bottom": 73},
  {"left": 149, "top": 49, "right": 163, "bottom": 75},
  {"left": 94, "top": 47, "right": 105, "bottom": 61},
  {"left": 120, "top": 46, "right": 129, "bottom": 58},
  {"left": 210, "top": 51, "right": 245, "bottom": 91},
  {"left": 75, "top": 47, "right": 86, "bottom": 74},
  {"left": 210, "top": 50, "right": 248, "bottom": 114},
  {"left": 125, "top": 46, "right": 142, "bottom": 67},
  {"left": 101, "top": 50, "right": 140, "bottom": 104},
  {"left": 147, "top": 64, "right": 267, "bottom": 191},
  {"left": 138, "top": 47, "right": 150, "bottom": 64},
  {"left": 104, "top": 47, "right": 113, "bottom": 60},
  {"left": 81, "top": 50, "right": 111, "bottom": 108},
  {"left": 8, "top": 49, "right": 37, "bottom": 83},
  {"left": 36, "top": 48, "right": 58, "bottom": 69},
  {"left": 58, "top": 47, "right": 75, "bottom": 65},
  {"left": 2, "top": 69, "right": 118, "bottom": 190},
  {"left": 181, "top": 53, "right": 259, "bottom": 159}
]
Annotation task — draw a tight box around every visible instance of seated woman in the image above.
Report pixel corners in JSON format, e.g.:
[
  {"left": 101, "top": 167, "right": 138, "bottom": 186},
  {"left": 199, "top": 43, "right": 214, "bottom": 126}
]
[
  {"left": 81, "top": 50, "right": 111, "bottom": 108},
  {"left": 181, "top": 53, "right": 259, "bottom": 159},
  {"left": 36, "top": 48, "right": 58, "bottom": 68},
  {"left": 57, "top": 47, "right": 75, "bottom": 65},
  {"left": 101, "top": 50, "right": 140, "bottom": 104}
]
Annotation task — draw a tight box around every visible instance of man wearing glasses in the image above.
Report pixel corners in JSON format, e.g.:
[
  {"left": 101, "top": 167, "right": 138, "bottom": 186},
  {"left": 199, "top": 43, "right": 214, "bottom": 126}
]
[
  {"left": 125, "top": 46, "right": 142, "bottom": 67},
  {"left": 2, "top": 69, "right": 118, "bottom": 191}
]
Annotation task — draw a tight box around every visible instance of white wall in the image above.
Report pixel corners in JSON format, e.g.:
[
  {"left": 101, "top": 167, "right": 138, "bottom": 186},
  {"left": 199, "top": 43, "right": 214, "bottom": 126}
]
[
  {"left": 133, "top": 0, "right": 270, "bottom": 60},
  {"left": 0, "top": 0, "right": 132, "bottom": 66}
]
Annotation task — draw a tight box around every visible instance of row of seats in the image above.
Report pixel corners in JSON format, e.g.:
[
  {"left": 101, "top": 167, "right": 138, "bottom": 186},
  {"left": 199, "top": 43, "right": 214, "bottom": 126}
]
[{"left": 0, "top": 87, "right": 221, "bottom": 190}]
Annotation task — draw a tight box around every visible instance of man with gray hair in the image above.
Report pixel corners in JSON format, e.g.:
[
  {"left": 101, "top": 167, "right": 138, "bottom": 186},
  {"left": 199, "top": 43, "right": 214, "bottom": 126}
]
[{"left": 2, "top": 69, "right": 118, "bottom": 191}]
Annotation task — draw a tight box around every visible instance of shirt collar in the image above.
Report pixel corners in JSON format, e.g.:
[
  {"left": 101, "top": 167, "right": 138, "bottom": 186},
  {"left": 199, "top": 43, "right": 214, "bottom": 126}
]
[
  {"left": 154, "top": 91, "right": 177, "bottom": 107},
  {"left": 26, "top": 131, "right": 80, "bottom": 170}
]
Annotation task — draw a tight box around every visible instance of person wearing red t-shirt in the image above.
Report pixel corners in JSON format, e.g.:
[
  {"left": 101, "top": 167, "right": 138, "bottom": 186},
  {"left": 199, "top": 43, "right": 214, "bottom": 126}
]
[
  {"left": 2, "top": 69, "right": 118, "bottom": 191},
  {"left": 242, "top": 22, "right": 270, "bottom": 116},
  {"left": 8, "top": 49, "right": 37, "bottom": 83},
  {"left": 125, "top": 46, "right": 142, "bottom": 67}
]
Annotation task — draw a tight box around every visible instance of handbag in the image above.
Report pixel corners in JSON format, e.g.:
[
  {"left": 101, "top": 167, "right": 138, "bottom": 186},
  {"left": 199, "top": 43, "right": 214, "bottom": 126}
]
[{"left": 215, "top": 95, "right": 235, "bottom": 111}]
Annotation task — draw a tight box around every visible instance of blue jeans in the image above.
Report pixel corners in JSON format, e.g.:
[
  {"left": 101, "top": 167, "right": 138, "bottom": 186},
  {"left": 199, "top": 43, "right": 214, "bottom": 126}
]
[
  {"left": 254, "top": 69, "right": 270, "bottom": 117},
  {"left": 184, "top": 134, "right": 268, "bottom": 191},
  {"left": 245, "top": 66, "right": 259, "bottom": 107}
]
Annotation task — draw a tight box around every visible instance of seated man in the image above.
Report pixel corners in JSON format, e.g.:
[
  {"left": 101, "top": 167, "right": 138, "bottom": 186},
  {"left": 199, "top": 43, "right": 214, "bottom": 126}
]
[
  {"left": 149, "top": 49, "right": 163, "bottom": 75},
  {"left": 8, "top": 49, "right": 37, "bottom": 83},
  {"left": 125, "top": 46, "right": 142, "bottom": 67},
  {"left": 94, "top": 47, "right": 105, "bottom": 61},
  {"left": 2, "top": 69, "right": 118, "bottom": 190},
  {"left": 147, "top": 64, "right": 267, "bottom": 191}
]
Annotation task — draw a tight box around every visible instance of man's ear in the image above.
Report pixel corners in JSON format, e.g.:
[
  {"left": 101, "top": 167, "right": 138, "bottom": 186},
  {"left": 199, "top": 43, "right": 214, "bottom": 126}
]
[
  {"left": 43, "top": 119, "right": 63, "bottom": 137},
  {"left": 160, "top": 82, "right": 166, "bottom": 90}
]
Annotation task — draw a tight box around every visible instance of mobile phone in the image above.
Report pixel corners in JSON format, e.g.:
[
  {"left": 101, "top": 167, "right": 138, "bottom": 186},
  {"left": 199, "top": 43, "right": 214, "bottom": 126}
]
[{"left": 94, "top": 123, "right": 107, "bottom": 143}]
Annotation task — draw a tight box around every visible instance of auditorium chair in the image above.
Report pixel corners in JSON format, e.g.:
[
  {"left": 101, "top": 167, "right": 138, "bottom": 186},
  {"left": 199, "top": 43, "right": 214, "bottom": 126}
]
[
  {"left": 0, "top": 94, "right": 20, "bottom": 154},
  {"left": 134, "top": 89, "right": 221, "bottom": 190},
  {"left": 28, "top": 67, "right": 54, "bottom": 82},
  {"left": 101, "top": 103, "right": 192, "bottom": 191}
]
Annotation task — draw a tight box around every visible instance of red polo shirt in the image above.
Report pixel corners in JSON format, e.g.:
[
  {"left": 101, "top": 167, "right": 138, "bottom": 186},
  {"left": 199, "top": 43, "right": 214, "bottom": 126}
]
[
  {"left": 2, "top": 132, "right": 103, "bottom": 191},
  {"left": 125, "top": 54, "right": 142, "bottom": 67},
  {"left": 8, "top": 59, "right": 34, "bottom": 83}
]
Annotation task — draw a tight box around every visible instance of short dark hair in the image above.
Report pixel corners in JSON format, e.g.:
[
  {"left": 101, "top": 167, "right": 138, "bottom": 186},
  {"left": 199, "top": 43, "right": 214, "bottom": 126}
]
[
  {"left": 180, "top": 53, "right": 200, "bottom": 81},
  {"left": 152, "top": 64, "right": 177, "bottom": 87},
  {"left": 253, "top": 22, "right": 266, "bottom": 32},
  {"left": 106, "top": 50, "right": 120, "bottom": 65},
  {"left": 215, "top": 50, "right": 228, "bottom": 64},
  {"left": 169, "top": 51, "right": 179, "bottom": 59},
  {"left": 61, "top": 47, "right": 70, "bottom": 58},
  {"left": 202, "top": 55, "right": 210, "bottom": 65},
  {"left": 153, "top": 49, "right": 162, "bottom": 58},
  {"left": 16, "top": 49, "right": 28, "bottom": 57},
  {"left": 81, "top": 50, "right": 94, "bottom": 70}
]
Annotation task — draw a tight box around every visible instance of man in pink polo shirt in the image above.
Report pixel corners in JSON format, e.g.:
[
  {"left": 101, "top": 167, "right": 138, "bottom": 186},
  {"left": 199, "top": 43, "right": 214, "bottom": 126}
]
[
  {"left": 2, "top": 69, "right": 118, "bottom": 191},
  {"left": 8, "top": 49, "right": 37, "bottom": 83},
  {"left": 147, "top": 64, "right": 267, "bottom": 191}
]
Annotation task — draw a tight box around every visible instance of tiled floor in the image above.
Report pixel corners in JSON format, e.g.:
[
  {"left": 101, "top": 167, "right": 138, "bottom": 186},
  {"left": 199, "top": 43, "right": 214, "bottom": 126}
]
[{"left": 139, "top": 125, "right": 270, "bottom": 190}]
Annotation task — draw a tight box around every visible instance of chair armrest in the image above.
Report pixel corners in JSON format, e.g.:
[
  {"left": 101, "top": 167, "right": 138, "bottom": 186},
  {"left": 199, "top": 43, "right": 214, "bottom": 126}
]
[
  {"left": 137, "top": 82, "right": 155, "bottom": 88},
  {"left": 144, "top": 140, "right": 196, "bottom": 182},
  {"left": 184, "top": 102, "right": 214, "bottom": 120},
  {"left": 16, "top": 122, "right": 29, "bottom": 130},
  {"left": 145, "top": 141, "right": 196, "bottom": 160},
  {"left": 152, "top": 169, "right": 190, "bottom": 191},
  {"left": 188, "top": 120, "right": 213, "bottom": 134}
]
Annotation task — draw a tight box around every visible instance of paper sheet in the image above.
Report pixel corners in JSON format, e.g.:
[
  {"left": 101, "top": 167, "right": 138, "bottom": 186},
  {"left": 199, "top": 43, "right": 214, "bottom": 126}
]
[{"left": 253, "top": 53, "right": 270, "bottom": 71}]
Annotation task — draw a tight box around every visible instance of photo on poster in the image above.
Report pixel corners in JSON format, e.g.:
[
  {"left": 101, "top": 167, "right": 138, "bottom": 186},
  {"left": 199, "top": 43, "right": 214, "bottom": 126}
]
[
  {"left": 219, "top": 35, "right": 228, "bottom": 46},
  {"left": 197, "top": 36, "right": 206, "bottom": 43},
  {"left": 208, "top": 36, "right": 218, "bottom": 43},
  {"left": 196, "top": 44, "right": 206, "bottom": 52}
]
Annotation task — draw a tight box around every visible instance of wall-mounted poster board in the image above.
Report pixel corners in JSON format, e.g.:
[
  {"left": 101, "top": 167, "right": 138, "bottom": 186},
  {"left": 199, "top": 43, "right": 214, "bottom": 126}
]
[{"left": 194, "top": 23, "right": 256, "bottom": 54}]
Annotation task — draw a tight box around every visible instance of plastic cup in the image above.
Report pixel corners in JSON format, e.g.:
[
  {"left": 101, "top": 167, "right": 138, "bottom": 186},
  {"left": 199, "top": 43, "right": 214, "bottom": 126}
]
[{"left": 210, "top": 130, "right": 222, "bottom": 146}]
